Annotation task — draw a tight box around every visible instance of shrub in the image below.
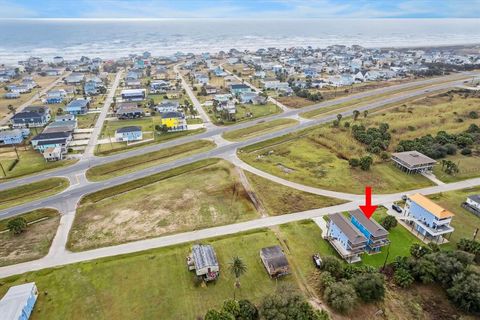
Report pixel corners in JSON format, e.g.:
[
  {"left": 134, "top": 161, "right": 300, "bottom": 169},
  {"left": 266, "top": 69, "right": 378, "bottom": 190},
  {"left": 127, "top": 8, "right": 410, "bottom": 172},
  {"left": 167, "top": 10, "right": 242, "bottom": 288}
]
[
  {"left": 394, "top": 268, "right": 414, "bottom": 288},
  {"left": 468, "top": 111, "right": 479, "bottom": 119},
  {"left": 359, "top": 156, "right": 373, "bottom": 171},
  {"left": 348, "top": 158, "right": 360, "bottom": 167},
  {"left": 238, "top": 299, "right": 259, "bottom": 320},
  {"left": 318, "top": 271, "right": 335, "bottom": 291},
  {"left": 321, "top": 256, "right": 344, "bottom": 279},
  {"left": 461, "top": 148, "right": 472, "bottom": 155},
  {"left": 381, "top": 215, "right": 398, "bottom": 230},
  {"left": 7, "top": 217, "right": 28, "bottom": 235},
  {"left": 323, "top": 281, "right": 357, "bottom": 313},
  {"left": 352, "top": 272, "right": 386, "bottom": 302},
  {"left": 447, "top": 270, "right": 480, "bottom": 313}
]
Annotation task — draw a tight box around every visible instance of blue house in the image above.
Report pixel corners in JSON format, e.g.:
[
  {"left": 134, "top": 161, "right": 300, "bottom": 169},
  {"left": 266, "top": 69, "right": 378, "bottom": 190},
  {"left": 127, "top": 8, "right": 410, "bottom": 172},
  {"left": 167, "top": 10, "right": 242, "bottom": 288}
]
[
  {"left": 10, "top": 106, "right": 51, "bottom": 128},
  {"left": 0, "top": 282, "right": 38, "bottom": 320},
  {"left": 213, "top": 66, "right": 227, "bottom": 77},
  {"left": 349, "top": 209, "right": 389, "bottom": 253},
  {"left": 121, "top": 89, "right": 146, "bottom": 102},
  {"left": 66, "top": 99, "right": 89, "bottom": 115},
  {"left": 115, "top": 126, "right": 143, "bottom": 142},
  {"left": 404, "top": 193, "right": 455, "bottom": 243},
  {"left": 31, "top": 131, "right": 72, "bottom": 153},
  {"left": 84, "top": 81, "right": 98, "bottom": 95},
  {"left": 0, "top": 128, "right": 29, "bottom": 145},
  {"left": 230, "top": 84, "right": 251, "bottom": 96},
  {"left": 326, "top": 212, "right": 368, "bottom": 263}
]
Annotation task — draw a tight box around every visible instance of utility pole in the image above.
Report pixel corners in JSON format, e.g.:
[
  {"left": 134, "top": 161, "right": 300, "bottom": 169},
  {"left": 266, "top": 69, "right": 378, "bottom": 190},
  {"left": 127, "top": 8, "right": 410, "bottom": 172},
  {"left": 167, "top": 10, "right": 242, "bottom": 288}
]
[
  {"left": 382, "top": 243, "right": 391, "bottom": 270},
  {"left": 473, "top": 228, "right": 479, "bottom": 241},
  {"left": 0, "top": 161, "right": 6, "bottom": 177}
]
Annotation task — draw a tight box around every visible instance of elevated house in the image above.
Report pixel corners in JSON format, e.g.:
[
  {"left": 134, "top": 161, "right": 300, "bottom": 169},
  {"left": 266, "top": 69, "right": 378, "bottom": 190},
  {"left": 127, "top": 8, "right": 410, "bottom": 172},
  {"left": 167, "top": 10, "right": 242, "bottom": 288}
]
[
  {"left": 0, "top": 129, "right": 30, "bottom": 146},
  {"left": 10, "top": 106, "right": 51, "bottom": 128},
  {"left": 121, "top": 89, "right": 146, "bottom": 102},
  {"left": 31, "top": 131, "right": 72, "bottom": 154},
  {"left": 64, "top": 73, "right": 85, "bottom": 85},
  {"left": 45, "top": 89, "right": 67, "bottom": 104},
  {"left": 349, "top": 209, "right": 390, "bottom": 253},
  {"left": 160, "top": 111, "right": 187, "bottom": 132},
  {"left": 230, "top": 83, "right": 251, "bottom": 95},
  {"left": 65, "top": 99, "right": 89, "bottom": 115},
  {"left": 404, "top": 193, "right": 455, "bottom": 243},
  {"left": 187, "top": 244, "right": 219, "bottom": 282},
  {"left": 466, "top": 195, "right": 480, "bottom": 212},
  {"left": 115, "top": 126, "right": 143, "bottom": 142},
  {"left": 0, "top": 282, "right": 38, "bottom": 320},
  {"left": 326, "top": 212, "right": 368, "bottom": 263},
  {"left": 150, "top": 80, "right": 170, "bottom": 94},
  {"left": 260, "top": 245, "right": 290, "bottom": 278},
  {"left": 116, "top": 104, "right": 145, "bottom": 119},
  {"left": 391, "top": 151, "right": 436, "bottom": 174},
  {"left": 5, "top": 92, "right": 20, "bottom": 99},
  {"left": 155, "top": 100, "right": 180, "bottom": 113},
  {"left": 43, "top": 146, "right": 63, "bottom": 161}
]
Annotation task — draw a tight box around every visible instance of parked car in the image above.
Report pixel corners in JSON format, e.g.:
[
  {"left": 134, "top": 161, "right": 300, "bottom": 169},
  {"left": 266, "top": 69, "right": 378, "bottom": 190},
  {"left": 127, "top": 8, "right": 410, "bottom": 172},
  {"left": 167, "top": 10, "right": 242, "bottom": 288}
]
[
  {"left": 401, "top": 195, "right": 407, "bottom": 201},
  {"left": 392, "top": 204, "right": 402, "bottom": 213},
  {"left": 312, "top": 254, "right": 323, "bottom": 269}
]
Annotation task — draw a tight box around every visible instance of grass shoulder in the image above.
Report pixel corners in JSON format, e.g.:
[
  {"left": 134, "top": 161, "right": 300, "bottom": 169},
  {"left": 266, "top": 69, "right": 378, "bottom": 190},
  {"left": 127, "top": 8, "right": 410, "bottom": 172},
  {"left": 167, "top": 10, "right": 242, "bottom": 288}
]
[{"left": 222, "top": 118, "right": 298, "bottom": 142}]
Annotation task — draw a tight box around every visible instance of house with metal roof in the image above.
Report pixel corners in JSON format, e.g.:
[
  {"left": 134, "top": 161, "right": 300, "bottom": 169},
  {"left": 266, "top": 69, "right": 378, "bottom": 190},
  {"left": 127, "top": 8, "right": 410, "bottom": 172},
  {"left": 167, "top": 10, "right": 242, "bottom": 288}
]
[
  {"left": 0, "top": 128, "right": 29, "bottom": 146},
  {"left": 10, "top": 106, "right": 51, "bottom": 128},
  {"left": 187, "top": 244, "right": 219, "bottom": 282},
  {"left": 65, "top": 99, "right": 89, "bottom": 115},
  {"left": 121, "top": 89, "right": 146, "bottom": 102},
  {"left": 115, "top": 126, "right": 143, "bottom": 142},
  {"left": 404, "top": 193, "right": 455, "bottom": 243},
  {"left": 326, "top": 212, "right": 368, "bottom": 263},
  {"left": 31, "top": 131, "right": 72, "bottom": 153},
  {"left": 391, "top": 151, "right": 436, "bottom": 174},
  {"left": 0, "top": 282, "right": 38, "bottom": 320},
  {"left": 260, "top": 245, "right": 290, "bottom": 278},
  {"left": 160, "top": 111, "right": 187, "bottom": 132},
  {"left": 229, "top": 83, "right": 251, "bottom": 95},
  {"left": 349, "top": 209, "right": 390, "bottom": 253}
]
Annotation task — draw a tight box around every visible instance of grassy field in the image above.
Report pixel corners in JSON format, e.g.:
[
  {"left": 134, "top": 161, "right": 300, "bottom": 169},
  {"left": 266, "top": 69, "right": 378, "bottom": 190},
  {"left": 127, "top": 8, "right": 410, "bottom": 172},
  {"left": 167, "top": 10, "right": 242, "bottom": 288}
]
[
  {"left": 0, "top": 208, "right": 60, "bottom": 267},
  {"left": 238, "top": 90, "right": 480, "bottom": 194},
  {"left": 433, "top": 154, "right": 480, "bottom": 183},
  {"left": 222, "top": 118, "right": 298, "bottom": 141},
  {"left": 69, "top": 159, "right": 260, "bottom": 251},
  {"left": 0, "top": 148, "right": 77, "bottom": 180},
  {"left": 1, "top": 229, "right": 296, "bottom": 320},
  {"left": 94, "top": 128, "right": 205, "bottom": 156},
  {"left": 77, "top": 113, "right": 99, "bottom": 129},
  {"left": 427, "top": 186, "right": 480, "bottom": 249},
  {"left": 244, "top": 171, "right": 346, "bottom": 215},
  {"left": 100, "top": 117, "right": 162, "bottom": 138},
  {"left": 0, "top": 178, "right": 69, "bottom": 210},
  {"left": 204, "top": 103, "right": 282, "bottom": 125},
  {"left": 87, "top": 140, "right": 216, "bottom": 181}
]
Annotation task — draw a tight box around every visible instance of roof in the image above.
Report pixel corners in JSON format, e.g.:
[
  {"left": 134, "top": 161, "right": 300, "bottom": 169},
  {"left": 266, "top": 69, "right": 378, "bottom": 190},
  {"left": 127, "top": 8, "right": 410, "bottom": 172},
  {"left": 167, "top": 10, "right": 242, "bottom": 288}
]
[
  {"left": 0, "top": 283, "right": 36, "bottom": 320},
  {"left": 349, "top": 209, "right": 389, "bottom": 238},
  {"left": 37, "top": 138, "right": 67, "bottom": 146},
  {"left": 260, "top": 245, "right": 289, "bottom": 269},
  {"left": 230, "top": 84, "right": 250, "bottom": 89},
  {"left": 408, "top": 193, "right": 455, "bottom": 219},
  {"left": 161, "top": 111, "right": 183, "bottom": 119},
  {"left": 121, "top": 89, "right": 146, "bottom": 95},
  {"left": 116, "top": 126, "right": 142, "bottom": 134},
  {"left": 116, "top": 106, "right": 144, "bottom": 114},
  {"left": 24, "top": 106, "right": 48, "bottom": 114},
  {"left": 392, "top": 151, "right": 436, "bottom": 167},
  {"left": 33, "top": 131, "right": 71, "bottom": 141},
  {"left": 467, "top": 194, "right": 480, "bottom": 204},
  {"left": 191, "top": 244, "right": 218, "bottom": 270},
  {"left": 66, "top": 99, "right": 89, "bottom": 109},
  {"left": 329, "top": 212, "right": 368, "bottom": 245},
  {"left": 0, "top": 129, "right": 24, "bottom": 138}
]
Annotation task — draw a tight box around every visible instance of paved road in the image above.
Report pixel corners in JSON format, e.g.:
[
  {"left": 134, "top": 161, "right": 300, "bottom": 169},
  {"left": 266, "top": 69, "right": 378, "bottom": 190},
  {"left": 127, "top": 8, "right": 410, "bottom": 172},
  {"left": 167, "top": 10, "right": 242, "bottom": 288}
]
[
  {"left": 83, "top": 71, "right": 123, "bottom": 158},
  {"left": 0, "top": 72, "right": 474, "bottom": 192},
  {"left": 0, "top": 71, "right": 71, "bottom": 125}
]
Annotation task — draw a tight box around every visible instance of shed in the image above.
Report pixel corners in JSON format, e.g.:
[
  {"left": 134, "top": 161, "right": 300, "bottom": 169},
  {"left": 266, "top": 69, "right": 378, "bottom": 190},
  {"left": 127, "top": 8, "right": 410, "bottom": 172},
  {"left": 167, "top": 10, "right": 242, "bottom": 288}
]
[
  {"left": 187, "top": 244, "right": 219, "bottom": 281},
  {"left": 0, "top": 282, "right": 38, "bottom": 320},
  {"left": 260, "top": 245, "right": 290, "bottom": 278}
]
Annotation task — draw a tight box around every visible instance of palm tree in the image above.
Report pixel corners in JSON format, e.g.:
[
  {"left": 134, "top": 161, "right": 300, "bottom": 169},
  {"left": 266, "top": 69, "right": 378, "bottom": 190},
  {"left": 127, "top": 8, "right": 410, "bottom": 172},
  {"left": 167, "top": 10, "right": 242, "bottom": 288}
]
[
  {"left": 363, "top": 110, "right": 369, "bottom": 118},
  {"left": 229, "top": 256, "right": 247, "bottom": 300},
  {"left": 353, "top": 110, "right": 360, "bottom": 121}
]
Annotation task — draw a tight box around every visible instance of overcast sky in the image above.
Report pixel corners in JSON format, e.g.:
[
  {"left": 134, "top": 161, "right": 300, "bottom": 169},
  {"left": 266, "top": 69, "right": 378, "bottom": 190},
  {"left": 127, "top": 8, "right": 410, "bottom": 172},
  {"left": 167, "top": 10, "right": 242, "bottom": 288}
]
[{"left": 1, "top": 0, "right": 480, "bottom": 19}]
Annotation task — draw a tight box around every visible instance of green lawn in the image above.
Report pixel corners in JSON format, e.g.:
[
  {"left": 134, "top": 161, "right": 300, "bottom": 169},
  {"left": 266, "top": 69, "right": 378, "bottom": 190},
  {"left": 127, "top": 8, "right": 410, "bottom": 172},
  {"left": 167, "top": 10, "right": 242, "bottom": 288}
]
[
  {"left": 222, "top": 118, "right": 298, "bottom": 141},
  {"left": 0, "top": 178, "right": 69, "bottom": 210},
  {"left": 427, "top": 187, "right": 480, "bottom": 249},
  {"left": 94, "top": 128, "right": 205, "bottom": 156},
  {"left": 244, "top": 171, "right": 346, "bottom": 215},
  {"left": 100, "top": 117, "right": 162, "bottom": 138},
  {"left": 1, "top": 229, "right": 295, "bottom": 320},
  {"left": 0, "top": 208, "right": 60, "bottom": 267},
  {"left": 204, "top": 103, "right": 282, "bottom": 126},
  {"left": 69, "top": 159, "right": 260, "bottom": 251},
  {"left": 433, "top": 154, "right": 480, "bottom": 183},
  {"left": 0, "top": 148, "right": 77, "bottom": 180},
  {"left": 77, "top": 113, "right": 99, "bottom": 129},
  {"left": 86, "top": 140, "right": 215, "bottom": 181}
]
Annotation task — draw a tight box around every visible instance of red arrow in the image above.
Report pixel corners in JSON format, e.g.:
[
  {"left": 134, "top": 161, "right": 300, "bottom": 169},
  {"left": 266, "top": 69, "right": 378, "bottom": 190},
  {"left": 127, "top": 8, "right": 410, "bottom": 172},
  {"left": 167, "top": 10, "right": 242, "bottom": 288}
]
[{"left": 359, "top": 186, "right": 377, "bottom": 219}]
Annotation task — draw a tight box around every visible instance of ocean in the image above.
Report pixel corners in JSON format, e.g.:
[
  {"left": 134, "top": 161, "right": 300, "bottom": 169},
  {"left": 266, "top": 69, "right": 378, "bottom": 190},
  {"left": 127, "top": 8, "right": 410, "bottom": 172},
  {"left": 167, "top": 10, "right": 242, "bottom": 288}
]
[{"left": 1, "top": 18, "right": 480, "bottom": 63}]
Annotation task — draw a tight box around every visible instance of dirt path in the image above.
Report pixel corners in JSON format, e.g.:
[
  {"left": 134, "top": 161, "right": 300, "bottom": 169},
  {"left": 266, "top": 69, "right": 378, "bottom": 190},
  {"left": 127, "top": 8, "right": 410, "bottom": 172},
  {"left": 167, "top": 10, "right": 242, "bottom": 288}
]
[{"left": 235, "top": 167, "right": 268, "bottom": 217}]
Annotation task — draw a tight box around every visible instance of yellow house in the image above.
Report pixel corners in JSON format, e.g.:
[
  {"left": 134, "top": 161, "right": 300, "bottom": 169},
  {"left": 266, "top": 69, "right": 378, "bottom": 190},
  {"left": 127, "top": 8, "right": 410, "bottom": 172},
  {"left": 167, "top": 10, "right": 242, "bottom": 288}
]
[{"left": 160, "top": 112, "right": 187, "bottom": 131}]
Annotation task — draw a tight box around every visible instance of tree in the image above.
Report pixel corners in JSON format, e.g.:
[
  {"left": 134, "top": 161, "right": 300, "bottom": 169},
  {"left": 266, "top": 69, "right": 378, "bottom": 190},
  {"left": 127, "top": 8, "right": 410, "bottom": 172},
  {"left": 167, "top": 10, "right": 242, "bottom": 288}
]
[
  {"left": 447, "top": 270, "right": 480, "bottom": 313},
  {"left": 348, "top": 158, "right": 360, "bottom": 168},
  {"left": 352, "top": 272, "right": 385, "bottom": 302},
  {"left": 359, "top": 156, "right": 373, "bottom": 171},
  {"left": 229, "top": 256, "right": 247, "bottom": 300},
  {"left": 204, "top": 309, "right": 235, "bottom": 320},
  {"left": 410, "top": 244, "right": 432, "bottom": 259},
  {"left": 321, "top": 256, "right": 344, "bottom": 279},
  {"left": 332, "top": 119, "right": 339, "bottom": 127},
  {"left": 222, "top": 299, "right": 240, "bottom": 318},
  {"left": 323, "top": 281, "right": 357, "bottom": 313},
  {"left": 394, "top": 268, "right": 414, "bottom": 288},
  {"left": 318, "top": 271, "right": 335, "bottom": 291},
  {"left": 363, "top": 110, "right": 368, "bottom": 118},
  {"left": 381, "top": 215, "right": 398, "bottom": 230},
  {"left": 336, "top": 114, "right": 343, "bottom": 122},
  {"left": 238, "top": 299, "right": 259, "bottom": 320},
  {"left": 7, "top": 217, "right": 27, "bottom": 235},
  {"left": 352, "top": 110, "right": 360, "bottom": 121}
]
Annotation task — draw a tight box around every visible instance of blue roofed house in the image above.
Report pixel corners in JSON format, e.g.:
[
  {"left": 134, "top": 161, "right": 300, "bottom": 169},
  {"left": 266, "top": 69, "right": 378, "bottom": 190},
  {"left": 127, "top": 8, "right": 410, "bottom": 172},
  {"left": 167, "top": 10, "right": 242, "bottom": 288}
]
[
  {"left": 84, "top": 81, "right": 98, "bottom": 95},
  {"left": 0, "top": 128, "right": 30, "bottom": 146},
  {"left": 403, "top": 193, "right": 455, "bottom": 243},
  {"left": 213, "top": 66, "right": 228, "bottom": 77},
  {"left": 326, "top": 212, "right": 368, "bottom": 263},
  {"left": 349, "top": 209, "right": 390, "bottom": 253},
  {"left": 45, "top": 89, "right": 67, "bottom": 104},
  {"left": 65, "top": 99, "right": 90, "bottom": 115},
  {"left": 0, "top": 282, "right": 38, "bottom": 320},
  {"left": 115, "top": 126, "right": 143, "bottom": 142},
  {"left": 10, "top": 106, "right": 51, "bottom": 128}
]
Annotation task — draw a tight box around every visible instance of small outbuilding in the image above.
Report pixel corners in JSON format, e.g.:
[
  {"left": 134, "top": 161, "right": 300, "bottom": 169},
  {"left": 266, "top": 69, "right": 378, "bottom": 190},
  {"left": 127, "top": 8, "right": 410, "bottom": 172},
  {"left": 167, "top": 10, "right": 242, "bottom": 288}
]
[
  {"left": 187, "top": 244, "right": 219, "bottom": 282},
  {"left": 260, "top": 245, "right": 290, "bottom": 278},
  {"left": 0, "top": 282, "right": 38, "bottom": 320}
]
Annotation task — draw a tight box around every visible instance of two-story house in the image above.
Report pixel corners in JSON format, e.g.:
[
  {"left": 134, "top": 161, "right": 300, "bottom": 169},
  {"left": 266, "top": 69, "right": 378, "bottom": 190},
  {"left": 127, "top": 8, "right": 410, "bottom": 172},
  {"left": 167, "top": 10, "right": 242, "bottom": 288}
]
[
  {"left": 65, "top": 99, "right": 89, "bottom": 115},
  {"left": 404, "top": 193, "right": 455, "bottom": 243},
  {"left": 115, "top": 126, "right": 143, "bottom": 142},
  {"left": 350, "top": 209, "right": 390, "bottom": 253},
  {"left": 10, "top": 106, "right": 51, "bottom": 128}
]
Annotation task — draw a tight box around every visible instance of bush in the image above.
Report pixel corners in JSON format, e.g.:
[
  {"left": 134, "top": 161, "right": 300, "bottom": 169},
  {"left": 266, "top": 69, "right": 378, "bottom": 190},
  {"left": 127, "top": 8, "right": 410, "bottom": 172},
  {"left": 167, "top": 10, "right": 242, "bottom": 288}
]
[
  {"left": 321, "top": 256, "right": 344, "bottom": 279},
  {"left": 318, "top": 271, "right": 335, "bottom": 291},
  {"left": 7, "top": 217, "right": 28, "bottom": 235},
  {"left": 461, "top": 148, "right": 472, "bottom": 155},
  {"left": 381, "top": 215, "right": 397, "bottom": 230},
  {"left": 469, "top": 111, "right": 479, "bottom": 119},
  {"left": 323, "top": 281, "right": 357, "bottom": 313},
  {"left": 238, "top": 299, "right": 259, "bottom": 320},
  {"left": 359, "top": 156, "right": 373, "bottom": 171},
  {"left": 447, "top": 270, "right": 480, "bottom": 313},
  {"left": 348, "top": 158, "right": 360, "bottom": 167},
  {"left": 394, "top": 268, "right": 414, "bottom": 288},
  {"left": 352, "top": 272, "right": 385, "bottom": 303}
]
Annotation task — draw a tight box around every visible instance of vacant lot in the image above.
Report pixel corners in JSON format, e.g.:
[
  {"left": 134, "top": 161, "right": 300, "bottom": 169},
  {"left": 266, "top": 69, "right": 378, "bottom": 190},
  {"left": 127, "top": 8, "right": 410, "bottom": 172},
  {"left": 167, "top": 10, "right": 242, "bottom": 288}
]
[
  {"left": 87, "top": 140, "right": 216, "bottom": 181},
  {"left": 0, "top": 148, "right": 77, "bottom": 180},
  {"left": 222, "top": 118, "right": 298, "bottom": 141},
  {"left": 245, "top": 171, "right": 346, "bottom": 215},
  {"left": 69, "top": 159, "right": 260, "bottom": 251},
  {"left": 77, "top": 113, "right": 99, "bottom": 129},
  {"left": 0, "top": 208, "right": 60, "bottom": 267},
  {"left": 1, "top": 229, "right": 295, "bottom": 320},
  {"left": 427, "top": 186, "right": 480, "bottom": 249},
  {"left": 204, "top": 103, "right": 282, "bottom": 125},
  {"left": 0, "top": 178, "right": 69, "bottom": 210},
  {"left": 432, "top": 154, "right": 480, "bottom": 183}
]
